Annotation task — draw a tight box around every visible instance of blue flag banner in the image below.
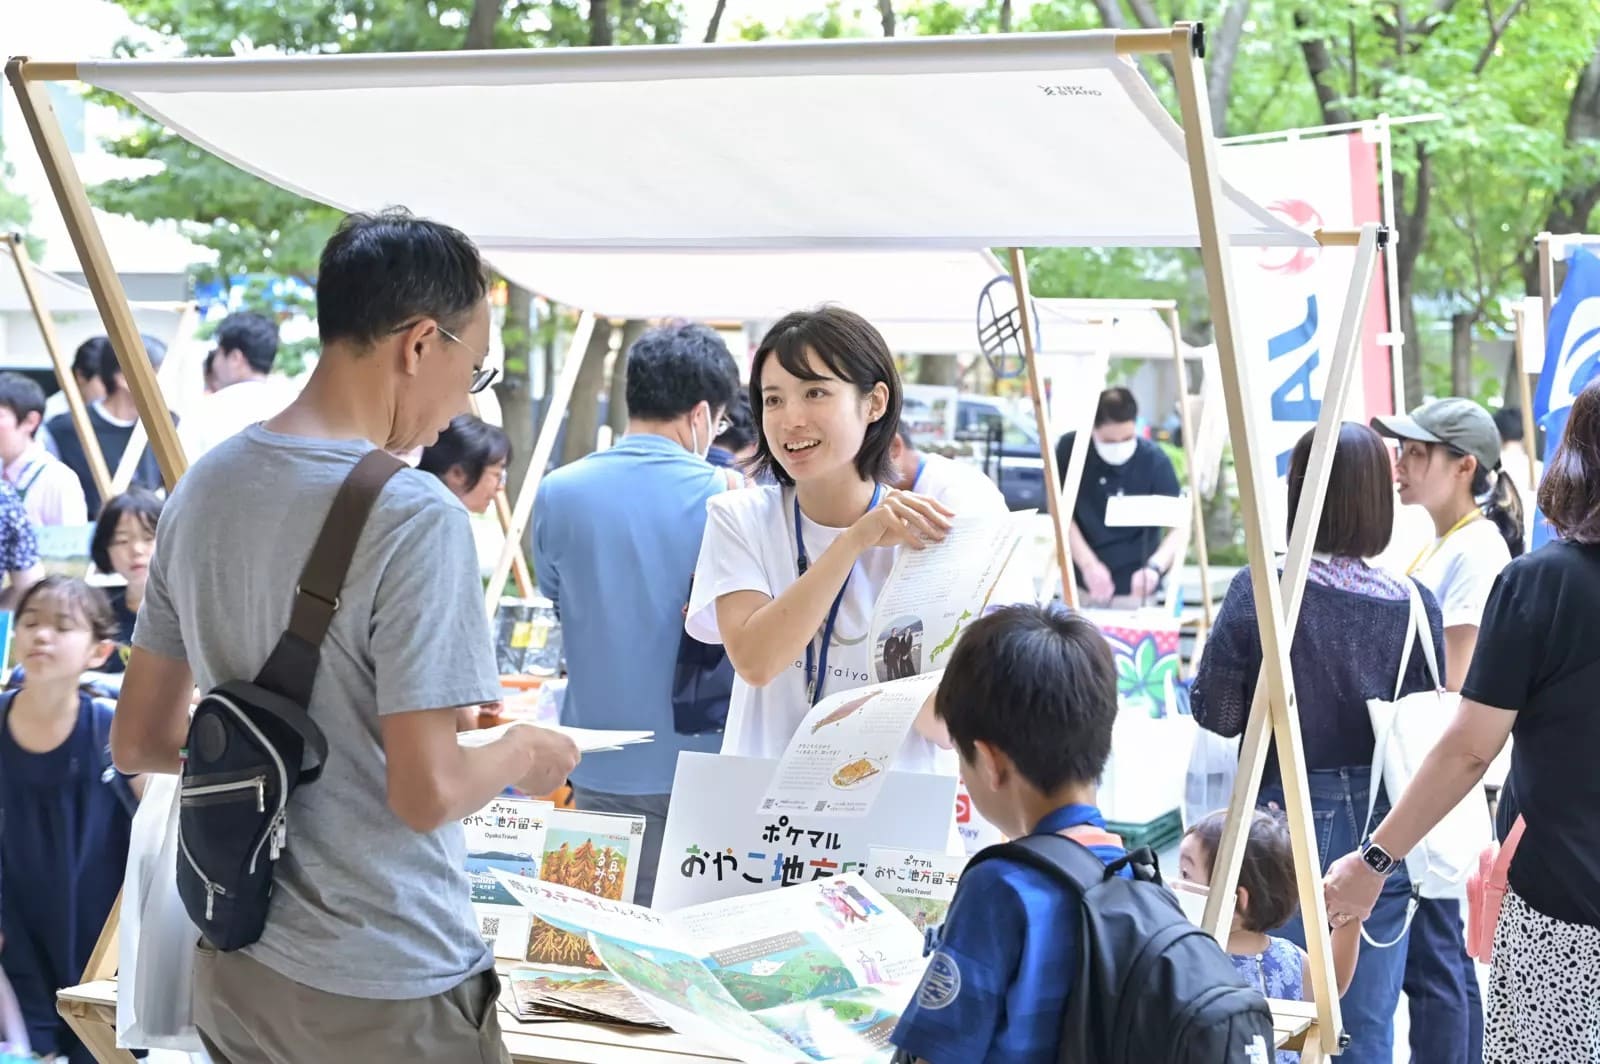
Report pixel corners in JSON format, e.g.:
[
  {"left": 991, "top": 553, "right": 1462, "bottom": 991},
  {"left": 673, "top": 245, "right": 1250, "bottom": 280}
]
[{"left": 1532, "top": 247, "right": 1600, "bottom": 550}]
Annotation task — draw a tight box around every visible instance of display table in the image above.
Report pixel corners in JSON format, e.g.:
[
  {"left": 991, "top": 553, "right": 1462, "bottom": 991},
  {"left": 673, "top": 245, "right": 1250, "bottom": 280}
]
[{"left": 58, "top": 973, "right": 1318, "bottom": 1063}]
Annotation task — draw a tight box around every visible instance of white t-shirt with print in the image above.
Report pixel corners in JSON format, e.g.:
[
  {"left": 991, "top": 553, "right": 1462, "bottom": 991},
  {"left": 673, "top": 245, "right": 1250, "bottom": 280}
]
[
  {"left": 1411, "top": 515, "right": 1512, "bottom": 630},
  {"left": 686, "top": 484, "right": 956, "bottom": 775},
  {"left": 911, "top": 453, "right": 1009, "bottom": 517}
]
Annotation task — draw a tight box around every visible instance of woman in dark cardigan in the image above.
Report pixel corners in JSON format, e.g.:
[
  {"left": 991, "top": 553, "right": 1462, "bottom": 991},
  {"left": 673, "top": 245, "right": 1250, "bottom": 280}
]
[{"left": 1191, "top": 422, "right": 1444, "bottom": 1064}]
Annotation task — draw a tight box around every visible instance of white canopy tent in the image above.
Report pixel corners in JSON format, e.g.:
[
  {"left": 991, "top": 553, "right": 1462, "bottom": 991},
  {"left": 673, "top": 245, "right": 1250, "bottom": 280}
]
[{"left": 9, "top": 26, "right": 1381, "bottom": 1057}]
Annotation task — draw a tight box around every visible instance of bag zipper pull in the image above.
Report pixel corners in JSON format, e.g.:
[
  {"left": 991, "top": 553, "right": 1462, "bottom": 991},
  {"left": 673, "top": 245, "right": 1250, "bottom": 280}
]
[
  {"left": 271, "top": 814, "right": 287, "bottom": 860},
  {"left": 255, "top": 778, "right": 265, "bottom": 813},
  {"left": 205, "top": 884, "right": 217, "bottom": 921}
]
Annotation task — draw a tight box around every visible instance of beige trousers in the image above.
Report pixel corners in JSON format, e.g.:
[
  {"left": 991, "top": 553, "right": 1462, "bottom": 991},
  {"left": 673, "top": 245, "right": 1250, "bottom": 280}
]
[{"left": 193, "top": 940, "right": 510, "bottom": 1064}]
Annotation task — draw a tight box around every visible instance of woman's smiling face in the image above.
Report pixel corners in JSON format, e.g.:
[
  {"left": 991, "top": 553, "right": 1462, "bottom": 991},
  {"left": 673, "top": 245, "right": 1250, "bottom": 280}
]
[{"left": 759, "top": 347, "right": 883, "bottom": 484}]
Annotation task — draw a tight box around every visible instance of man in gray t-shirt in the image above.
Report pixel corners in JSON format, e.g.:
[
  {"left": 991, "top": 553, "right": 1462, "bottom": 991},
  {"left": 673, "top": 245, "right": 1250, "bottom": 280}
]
[{"left": 112, "top": 210, "right": 579, "bottom": 1062}]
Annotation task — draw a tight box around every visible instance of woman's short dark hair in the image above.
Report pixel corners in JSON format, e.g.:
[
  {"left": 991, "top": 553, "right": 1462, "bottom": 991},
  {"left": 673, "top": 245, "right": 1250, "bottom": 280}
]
[
  {"left": 1286, "top": 422, "right": 1394, "bottom": 559},
  {"left": 92, "top": 490, "right": 164, "bottom": 575},
  {"left": 417, "top": 414, "right": 512, "bottom": 492},
  {"left": 747, "top": 306, "right": 901, "bottom": 487},
  {"left": 623, "top": 322, "right": 740, "bottom": 422},
  {"left": 1186, "top": 809, "right": 1299, "bottom": 933},
  {"left": 316, "top": 208, "right": 487, "bottom": 348},
  {"left": 17, "top": 575, "right": 119, "bottom": 643},
  {"left": 1539, "top": 378, "right": 1600, "bottom": 543}
]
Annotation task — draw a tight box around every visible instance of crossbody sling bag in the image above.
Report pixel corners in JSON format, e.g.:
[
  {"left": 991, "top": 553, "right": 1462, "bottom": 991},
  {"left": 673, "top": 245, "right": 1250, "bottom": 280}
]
[{"left": 176, "top": 449, "right": 405, "bottom": 949}]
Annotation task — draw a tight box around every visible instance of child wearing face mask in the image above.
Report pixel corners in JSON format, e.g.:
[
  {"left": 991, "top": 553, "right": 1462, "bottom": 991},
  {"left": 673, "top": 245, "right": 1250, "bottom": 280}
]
[{"left": 1053, "top": 388, "right": 1184, "bottom": 607}]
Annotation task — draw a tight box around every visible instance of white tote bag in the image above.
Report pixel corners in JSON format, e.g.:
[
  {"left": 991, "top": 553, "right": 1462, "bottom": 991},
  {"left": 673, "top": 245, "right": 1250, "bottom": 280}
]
[
  {"left": 1366, "top": 579, "right": 1495, "bottom": 903},
  {"left": 117, "top": 774, "right": 206, "bottom": 1053}
]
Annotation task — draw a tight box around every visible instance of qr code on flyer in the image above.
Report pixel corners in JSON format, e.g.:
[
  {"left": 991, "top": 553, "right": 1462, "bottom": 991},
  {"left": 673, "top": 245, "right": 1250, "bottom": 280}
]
[{"left": 480, "top": 916, "right": 500, "bottom": 941}]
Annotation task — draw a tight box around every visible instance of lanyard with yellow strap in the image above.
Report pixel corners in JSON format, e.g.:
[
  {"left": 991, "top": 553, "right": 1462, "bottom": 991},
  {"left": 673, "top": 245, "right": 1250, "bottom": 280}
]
[{"left": 1406, "top": 509, "right": 1482, "bottom": 575}]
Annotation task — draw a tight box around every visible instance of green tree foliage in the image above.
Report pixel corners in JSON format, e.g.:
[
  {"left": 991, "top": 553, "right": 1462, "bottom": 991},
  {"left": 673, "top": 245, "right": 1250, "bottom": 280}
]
[{"left": 0, "top": 139, "right": 42, "bottom": 260}]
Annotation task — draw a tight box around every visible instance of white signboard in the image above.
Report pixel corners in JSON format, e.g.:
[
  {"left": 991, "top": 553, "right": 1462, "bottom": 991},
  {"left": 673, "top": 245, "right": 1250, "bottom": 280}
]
[{"left": 654, "top": 752, "right": 958, "bottom": 911}]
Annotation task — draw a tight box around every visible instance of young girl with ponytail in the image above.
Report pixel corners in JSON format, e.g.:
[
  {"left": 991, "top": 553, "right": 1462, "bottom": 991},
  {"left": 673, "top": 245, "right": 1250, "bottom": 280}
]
[{"left": 1371, "top": 395, "right": 1523, "bottom": 1064}]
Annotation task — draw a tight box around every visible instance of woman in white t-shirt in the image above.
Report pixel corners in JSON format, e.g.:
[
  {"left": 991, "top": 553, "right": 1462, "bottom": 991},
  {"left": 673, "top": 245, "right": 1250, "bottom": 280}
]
[
  {"left": 686, "top": 307, "right": 955, "bottom": 769},
  {"left": 1371, "top": 396, "right": 1523, "bottom": 1064}
]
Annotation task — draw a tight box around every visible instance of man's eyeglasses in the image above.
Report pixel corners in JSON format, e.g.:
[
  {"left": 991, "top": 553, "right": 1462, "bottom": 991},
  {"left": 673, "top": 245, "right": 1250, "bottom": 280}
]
[{"left": 389, "top": 319, "right": 499, "bottom": 395}]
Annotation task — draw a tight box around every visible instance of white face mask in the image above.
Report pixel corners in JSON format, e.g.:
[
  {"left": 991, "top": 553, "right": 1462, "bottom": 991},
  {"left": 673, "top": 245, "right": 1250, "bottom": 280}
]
[{"left": 1094, "top": 436, "right": 1138, "bottom": 466}]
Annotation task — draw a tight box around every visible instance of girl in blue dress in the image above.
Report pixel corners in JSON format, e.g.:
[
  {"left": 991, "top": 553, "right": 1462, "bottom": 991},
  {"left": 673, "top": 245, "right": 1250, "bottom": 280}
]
[
  {"left": 0, "top": 576, "right": 140, "bottom": 1062},
  {"left": 1180, "top": 810, "right": 1360, "bottom": 1063}
]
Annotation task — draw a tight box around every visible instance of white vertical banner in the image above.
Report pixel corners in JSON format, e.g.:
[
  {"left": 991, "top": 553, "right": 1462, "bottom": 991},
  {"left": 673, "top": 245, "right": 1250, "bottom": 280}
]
[{"left": 1221, "top": 133, "right": 1386, "bottom": 550}]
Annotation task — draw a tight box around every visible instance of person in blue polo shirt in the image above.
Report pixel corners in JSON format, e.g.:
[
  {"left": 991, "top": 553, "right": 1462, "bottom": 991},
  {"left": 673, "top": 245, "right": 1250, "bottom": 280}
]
[
  {"left": 533, "top": 322, "right": 741, "bottom": 907},
  {"left": 892, "top": 604, "right": 1124, "bottom": 1064}
]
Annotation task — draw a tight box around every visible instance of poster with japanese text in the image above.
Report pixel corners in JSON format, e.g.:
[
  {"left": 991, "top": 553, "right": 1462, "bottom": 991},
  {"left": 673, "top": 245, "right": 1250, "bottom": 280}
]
[
  {"left": 759, "top": 673, "right": 943, "bottom": 818},
  {"left": 462, "top": 796, "right": 552, "bottom": 957},
  {"left": 497, "top": 869, "right": 925, "bottom": 1063},
  {"left": 655, "top": 752, "right": 958, "bottom": 912},
  {"left": 524, "top": 808, "right": 646, "bottom": 970},
  {"left": 866, "top": 847, "right": 967, "bottom": 934}
]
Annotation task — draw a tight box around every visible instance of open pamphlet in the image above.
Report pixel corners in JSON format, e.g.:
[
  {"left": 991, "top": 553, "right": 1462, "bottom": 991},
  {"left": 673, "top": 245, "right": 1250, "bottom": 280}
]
[
  {"left": 760, "top": 511, "right": 1028, "bottom": 819},
  {"left": 464, "top": 797, "right": 646, "bottom": 970},
  {"left": 459, "top": 719, "right": 654, "bottom": 755},
  {"left": 494, "top": 869, "right": 927, "bottom": 1062}
]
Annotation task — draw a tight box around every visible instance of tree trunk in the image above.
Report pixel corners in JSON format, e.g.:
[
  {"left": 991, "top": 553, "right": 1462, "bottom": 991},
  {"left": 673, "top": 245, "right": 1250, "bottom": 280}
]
[
  {"left": 496, "top": 283, "right": 536, "bottom": 505},
  {"left": 1522, "top": 39, "right": 1600, "bottom": 295},
  {"left": 540, "top": 312, "right": 557, "bottom": 435},
  {"left": 466, "top": 0, "right": 498, "bottom": 48},
  {"left": 999, "top": 0, "right": 1012, "bottom": 33},
  {"left": 590, "top": 0, "right": 613, "bottom": 46},
  {"left": 562, "top": 319, "right": 613, "bottom": 466},
  {"left": 915, "top": 354, "right": 960, "bottom": 387},
  {"left": 1206, "top": 0, "right": 1251, "bottom": 135},
  {"left": 1449, "top": 311, "right": 1474, "bottom": 398},
  {"left": 876, "top": 0, "right": 895, "bottom": 37},
  {"left": 703, "top": 0, "right": 728, "bottom": 42},
  {"left": 607, "top": 320, "right": 646, "bottom": 440}
]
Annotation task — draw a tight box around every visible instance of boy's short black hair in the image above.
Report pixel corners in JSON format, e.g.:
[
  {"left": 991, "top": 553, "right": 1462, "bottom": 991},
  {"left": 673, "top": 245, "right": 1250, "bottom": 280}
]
[
  {"left": 1187, "top": 809, "right": 1300, "bottom": 933},
  {"left": 92, "top": 490, "right": 164, "bottom": 575},
  {"left": 935, "top": 604, "right": 1117, "bottom": 793},
  {"left": 623, "top": 322, "right": 740, "bottom": 422},
  {"left": 1492, "top": 406, "right": 1522, "bottom": 443},
  {"left": 73, "top": 336, "right": 111, "bottom": 382},
  {"left": 95, "top": 334, "right": 169, "bottom": 395},
  {"left": 714, "top": 392, "right": 756, "bottom": 453},
  {"left": 214, "top": 311, "right": 281, "bottom": 375},
  {"left": 1094, "top": 387, "right": 1139, "bottom": 427},
  {"left": 0, "top": 372, "right": 47, "bottom": 431}
]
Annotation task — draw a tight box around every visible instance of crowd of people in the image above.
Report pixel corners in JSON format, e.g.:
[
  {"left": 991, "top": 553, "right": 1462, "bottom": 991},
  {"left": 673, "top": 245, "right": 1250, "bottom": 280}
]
[{"left": 0, "top": 205, "right": 1591, "bottom": 1064}]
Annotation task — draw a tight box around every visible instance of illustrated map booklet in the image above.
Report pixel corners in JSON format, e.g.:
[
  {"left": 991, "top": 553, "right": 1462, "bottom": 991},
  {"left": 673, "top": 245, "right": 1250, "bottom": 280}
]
[
  {"left": 761, "top": 512, "right": 1028, "bottom": 819},
  {"left": 493, "top": 869, "right": 928, "bottom": 1063}
]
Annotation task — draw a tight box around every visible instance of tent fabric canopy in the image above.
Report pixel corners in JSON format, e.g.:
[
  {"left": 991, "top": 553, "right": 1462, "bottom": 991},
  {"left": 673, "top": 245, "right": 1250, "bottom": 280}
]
[
  {"left": 0, "top": 240, "right": 188, "bottom": 318},
  {"left": 77, "top": 32, "right": 1311, "bottom": 252}
]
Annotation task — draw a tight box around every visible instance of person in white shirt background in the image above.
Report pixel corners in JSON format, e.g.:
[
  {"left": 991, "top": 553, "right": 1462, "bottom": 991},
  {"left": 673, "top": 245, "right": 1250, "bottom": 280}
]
[
  {"left": 38, "top": 337, "right": 108, "bottom": 460},
  {"left": 686, "top": 305, "right": 956, "bottom": 769},
  {"left": 178, "top": 311, "right": 298, "bottom": 461},
  {"left": 1371, "top": 396, "right": 1524, "bottom": 1064},
  {"left": 0, "top": 373, "right": 88, "bottom": 528},
  {"left": 888, "top": 425, "right": 1009, "bottom": 518}
]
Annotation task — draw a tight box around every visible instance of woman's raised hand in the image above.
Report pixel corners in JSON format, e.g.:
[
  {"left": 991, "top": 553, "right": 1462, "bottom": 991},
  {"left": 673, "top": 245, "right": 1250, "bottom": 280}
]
[{"left": 849, "top": 489, "right": 954, "bottom": 551}]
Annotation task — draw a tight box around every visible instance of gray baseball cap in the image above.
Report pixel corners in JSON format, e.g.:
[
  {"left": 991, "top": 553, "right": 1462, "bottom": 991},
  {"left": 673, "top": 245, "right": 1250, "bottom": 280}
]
[{"left": 1371, "top": 397, "right": 1502, "bottom": 472}]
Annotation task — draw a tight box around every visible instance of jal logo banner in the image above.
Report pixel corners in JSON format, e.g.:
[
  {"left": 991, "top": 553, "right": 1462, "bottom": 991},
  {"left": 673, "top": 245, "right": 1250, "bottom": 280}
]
[
  {"left": 1532, "top": 247, "right": 1600, "bottom": 549},
  {"left": 1221, "top": 133, "right": 1389, "bottom": 550}
]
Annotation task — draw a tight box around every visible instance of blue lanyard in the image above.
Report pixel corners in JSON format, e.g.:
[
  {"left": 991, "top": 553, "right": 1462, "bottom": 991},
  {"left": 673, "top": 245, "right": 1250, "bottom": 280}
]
[
  {"left": 796, "top": 484, "right": 883, "bottom": 706},
  {"left": 912, "top": 457, "right": 926, "bottom": 492}
]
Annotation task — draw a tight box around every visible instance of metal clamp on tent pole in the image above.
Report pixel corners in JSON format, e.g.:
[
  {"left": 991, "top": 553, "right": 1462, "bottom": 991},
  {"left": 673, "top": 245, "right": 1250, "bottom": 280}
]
[{"left": 1190, "top": 21, "right": 1207, "bottom": 59}]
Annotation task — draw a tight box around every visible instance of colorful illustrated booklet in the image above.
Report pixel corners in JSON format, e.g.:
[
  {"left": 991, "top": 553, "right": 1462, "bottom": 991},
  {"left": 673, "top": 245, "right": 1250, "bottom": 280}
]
[
  {"left": 463, "top": 797, "right": 655, "bottom": 1027},
  {"left": 760, "top": 512, "right": 1029, "bottom": 818},
  {"left": 865, "top": 847, "right": 966, "bottom": 935},
  {"left": 493, "top": 869, "right": 928, "bottom": 1063}
]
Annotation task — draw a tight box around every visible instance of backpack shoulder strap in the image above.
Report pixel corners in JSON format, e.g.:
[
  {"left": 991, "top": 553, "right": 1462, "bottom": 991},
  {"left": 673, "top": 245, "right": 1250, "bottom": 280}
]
[
  {"left": 254, "top": 450, "right": 406, "bottom": 705},
  {"left": 970, "top": 831, "right": 1116, "bottom": 895},
  {"left": 89, "top": 695, "right": 137, "bottom": 816}
]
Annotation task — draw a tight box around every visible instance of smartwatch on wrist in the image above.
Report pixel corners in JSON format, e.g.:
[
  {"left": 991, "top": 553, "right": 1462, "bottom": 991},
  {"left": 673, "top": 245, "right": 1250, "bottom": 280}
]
[{"left": 1359, "top": 837, "right": 1399, "bottom": 877}]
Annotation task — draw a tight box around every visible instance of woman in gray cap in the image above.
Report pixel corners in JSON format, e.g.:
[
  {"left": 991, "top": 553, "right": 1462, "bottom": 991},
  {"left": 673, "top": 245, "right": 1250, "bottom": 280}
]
[{"left": 1369, "top": 396, "right": 1523, "bottom": 1064}]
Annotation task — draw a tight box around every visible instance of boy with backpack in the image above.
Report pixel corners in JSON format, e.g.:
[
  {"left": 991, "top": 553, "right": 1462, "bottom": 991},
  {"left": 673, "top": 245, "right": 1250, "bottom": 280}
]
[{"left": 891, "top": 604, "right": 1276, "bottom": 1064}]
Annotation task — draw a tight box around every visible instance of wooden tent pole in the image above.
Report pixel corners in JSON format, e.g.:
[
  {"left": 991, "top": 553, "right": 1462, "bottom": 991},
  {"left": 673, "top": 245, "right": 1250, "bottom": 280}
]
[
  {"left": 485, "top": 311, "right": 597, "bottom": 616},
  {"left": 1006, "top": 248, "right": 1076, "bottom": 606},
  {"left": 5, "top": 59, "right": 186, "bottom": 490},
  {"left": 5, "top": 232, "right": 113, "bottom": 503},
  {"left": 111, "top": 302, "right": 197, "bottom": 497},
  {"left": 1512, "top": 305, "right": 1539, "bottom": 489},
  {"left": 1170, "top": 23, "right": 1341, "bottom": 1050},
  {"left": 1537, "top": 233, "right": 1556, "bottom": 329},
  {"left": 1201, "top": 225, "right": 1383, "bottom": 952},
  {"left": 467, "top": 393, "right": 535, "bottom": 598},
  {"left": 1165, "top": 306, "right": 1213, "bottom": 653}
]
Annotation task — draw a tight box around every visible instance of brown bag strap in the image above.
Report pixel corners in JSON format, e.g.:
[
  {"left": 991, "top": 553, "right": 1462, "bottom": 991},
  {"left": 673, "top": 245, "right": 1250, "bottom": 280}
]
[{"left": 254, "top": 449, "right": 407, "bottom": 718}]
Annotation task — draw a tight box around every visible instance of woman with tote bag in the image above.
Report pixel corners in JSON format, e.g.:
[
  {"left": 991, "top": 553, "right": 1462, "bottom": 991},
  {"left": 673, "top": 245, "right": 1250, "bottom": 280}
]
[
  {"left": 1191, "top": 423, "right": 1444, "bottom": 1064},
  {"left": 1371, "top": 397, "right": 1523, "bottom": 1064},
  {"left": 1327, "top": 379, "right": 1600, "bottom": 1064}
]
